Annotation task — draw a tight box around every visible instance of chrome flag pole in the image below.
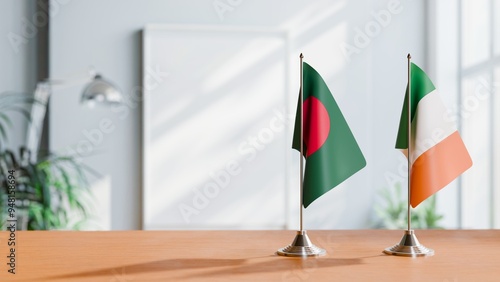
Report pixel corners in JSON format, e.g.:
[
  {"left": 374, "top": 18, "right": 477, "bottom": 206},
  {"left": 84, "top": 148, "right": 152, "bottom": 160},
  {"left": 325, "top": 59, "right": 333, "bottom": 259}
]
[
  {"left": 277, "top": 53, "right": 326, "bottom": 257},
  {"left": 383, "top": 54, "right": 434, "bottom": 257}
]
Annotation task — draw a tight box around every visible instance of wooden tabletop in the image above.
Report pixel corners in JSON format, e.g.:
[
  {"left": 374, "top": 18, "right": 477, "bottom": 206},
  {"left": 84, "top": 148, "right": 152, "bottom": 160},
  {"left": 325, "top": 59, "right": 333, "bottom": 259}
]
[{"left": 0, "top": 230, "right": 499, "bottom": 281}]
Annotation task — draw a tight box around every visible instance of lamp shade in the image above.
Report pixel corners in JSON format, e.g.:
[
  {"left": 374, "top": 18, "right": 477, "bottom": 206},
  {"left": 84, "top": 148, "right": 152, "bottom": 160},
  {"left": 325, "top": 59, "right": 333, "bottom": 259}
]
[{"left": 81, "top": 74, "right": 122, "bottom": 105}]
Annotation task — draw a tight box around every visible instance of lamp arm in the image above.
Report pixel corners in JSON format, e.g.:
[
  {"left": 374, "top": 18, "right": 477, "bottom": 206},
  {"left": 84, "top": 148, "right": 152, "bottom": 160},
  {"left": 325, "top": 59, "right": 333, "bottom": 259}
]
[
  {"left": 24, "top": 68, "right": 121, "bottom": 161},
  {"left": 44, "top": 67, "right": 97, "bottom": 91},
  {"left": 25, "top": 82, "right": 51, "bottom": 162},
  {"left": 25, "top": 67, "right": 96, "bottom": 161}
]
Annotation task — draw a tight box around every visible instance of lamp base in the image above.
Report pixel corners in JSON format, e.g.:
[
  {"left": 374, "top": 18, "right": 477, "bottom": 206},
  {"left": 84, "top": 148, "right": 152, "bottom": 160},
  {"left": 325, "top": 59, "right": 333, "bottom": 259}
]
[
  {"left": 277, "top": 230, "right": 326, "bottom": 257},
  {"left": 383, "top": 230, "right": 434, "bottom": 257}
]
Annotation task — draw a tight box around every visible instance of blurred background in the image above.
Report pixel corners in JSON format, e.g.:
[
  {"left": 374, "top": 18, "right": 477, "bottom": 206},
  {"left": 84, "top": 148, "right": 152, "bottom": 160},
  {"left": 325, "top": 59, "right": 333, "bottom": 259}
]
[{"left": 0, "top": 0, "right": 498, "bottom": 230}]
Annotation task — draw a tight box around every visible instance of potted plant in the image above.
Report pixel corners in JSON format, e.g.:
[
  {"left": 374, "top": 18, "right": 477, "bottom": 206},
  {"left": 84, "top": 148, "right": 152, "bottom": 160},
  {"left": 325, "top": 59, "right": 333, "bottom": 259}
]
[{"left": 0, "top": 92, "right": 94, "bottom": 230}]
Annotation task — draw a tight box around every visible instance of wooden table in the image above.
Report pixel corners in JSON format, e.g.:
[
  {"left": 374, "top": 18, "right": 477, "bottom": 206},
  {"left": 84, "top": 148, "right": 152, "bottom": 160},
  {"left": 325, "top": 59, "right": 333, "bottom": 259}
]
[{"left": 0, "top": 230, "right": 499, "bottom": 281}]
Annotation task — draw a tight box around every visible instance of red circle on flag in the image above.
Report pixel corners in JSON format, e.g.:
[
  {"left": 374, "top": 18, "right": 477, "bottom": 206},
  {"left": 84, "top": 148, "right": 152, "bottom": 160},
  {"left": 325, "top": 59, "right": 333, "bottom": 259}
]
[{"left": 303, "top": 96, "right": 330, "bottom": 157}]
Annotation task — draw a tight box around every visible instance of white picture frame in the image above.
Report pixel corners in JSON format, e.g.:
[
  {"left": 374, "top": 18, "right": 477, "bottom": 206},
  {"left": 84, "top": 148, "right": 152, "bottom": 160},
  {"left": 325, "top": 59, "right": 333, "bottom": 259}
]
[{"left": 142, "top": 24, "right": 291, "bottom": 230}]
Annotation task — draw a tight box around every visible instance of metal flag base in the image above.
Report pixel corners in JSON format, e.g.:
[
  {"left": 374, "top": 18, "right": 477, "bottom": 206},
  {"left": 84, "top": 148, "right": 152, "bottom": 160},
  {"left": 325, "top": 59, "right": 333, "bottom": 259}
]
[
  {"left": 277, "top": 230, "right": 326, "bottom": 257},
  {"left": 383, "top": 230, "right": 434, "bottom": 257}
]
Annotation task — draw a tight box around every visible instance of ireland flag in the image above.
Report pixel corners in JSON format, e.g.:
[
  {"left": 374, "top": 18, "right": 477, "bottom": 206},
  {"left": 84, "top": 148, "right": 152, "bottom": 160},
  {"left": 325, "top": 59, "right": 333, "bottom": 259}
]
[
  {"left": 293, "top": 62, "right": 366, "bottom": 208},
  {"left": 396, "top": 63, "right": 472, "bottom": 208}
]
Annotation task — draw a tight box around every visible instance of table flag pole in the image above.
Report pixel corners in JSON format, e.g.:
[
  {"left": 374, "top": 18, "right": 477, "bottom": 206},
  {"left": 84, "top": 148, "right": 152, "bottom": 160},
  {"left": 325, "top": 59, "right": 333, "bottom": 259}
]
[
  {"left": 277, "top": 53, "right": 325, "bottom": 257},
  {"left": 383, "top": 54, "right": 434, "bottom": 257}
]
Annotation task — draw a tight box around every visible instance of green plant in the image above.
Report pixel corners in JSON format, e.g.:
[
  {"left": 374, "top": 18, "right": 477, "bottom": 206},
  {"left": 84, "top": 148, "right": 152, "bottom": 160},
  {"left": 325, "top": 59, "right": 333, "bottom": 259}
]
[
  {"left": 373, "top": 182, "right": 444, "bottom": 229},
  {"left": 0, "top": 148, "right": 94, "bottom": 230},
  {"left": 0, "top": 91, "right": 94, "bottom": 230}
]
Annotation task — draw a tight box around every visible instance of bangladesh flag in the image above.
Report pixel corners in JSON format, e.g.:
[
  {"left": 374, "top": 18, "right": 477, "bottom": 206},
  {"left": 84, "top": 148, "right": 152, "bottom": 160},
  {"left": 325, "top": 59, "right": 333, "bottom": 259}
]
[
  {"left": 293, "top": 62, "right": 366, "bottom": 208},
  {"left": 395, "top": 63, "right": 472, "bottom": 207}
]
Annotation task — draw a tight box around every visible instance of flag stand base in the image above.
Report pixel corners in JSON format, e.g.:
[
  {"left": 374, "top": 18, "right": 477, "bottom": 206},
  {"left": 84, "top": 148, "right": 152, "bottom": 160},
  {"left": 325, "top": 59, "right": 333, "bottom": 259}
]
[
  {"left": 277, "top": 230, "right": 326, "bottom": 257},
  {"left": 383, "top": 230, "right": 434, "bottom": 257}
]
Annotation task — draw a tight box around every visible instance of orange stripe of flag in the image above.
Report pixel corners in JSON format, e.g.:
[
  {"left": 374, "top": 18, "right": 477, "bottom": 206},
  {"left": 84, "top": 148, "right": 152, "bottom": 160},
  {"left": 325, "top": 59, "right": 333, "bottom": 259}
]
[{"left": 410, "top": 131, "right": 473, "bottom": 207}]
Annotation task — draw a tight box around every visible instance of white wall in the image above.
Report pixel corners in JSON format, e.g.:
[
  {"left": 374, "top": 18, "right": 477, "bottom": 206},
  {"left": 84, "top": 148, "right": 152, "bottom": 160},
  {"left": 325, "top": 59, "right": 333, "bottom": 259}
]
[
  {"left": 0, "top": 0, "right": 38, "bottom": 150},
  {"left": 49, "top": 0, "right": 426, "bottom": 230}
]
